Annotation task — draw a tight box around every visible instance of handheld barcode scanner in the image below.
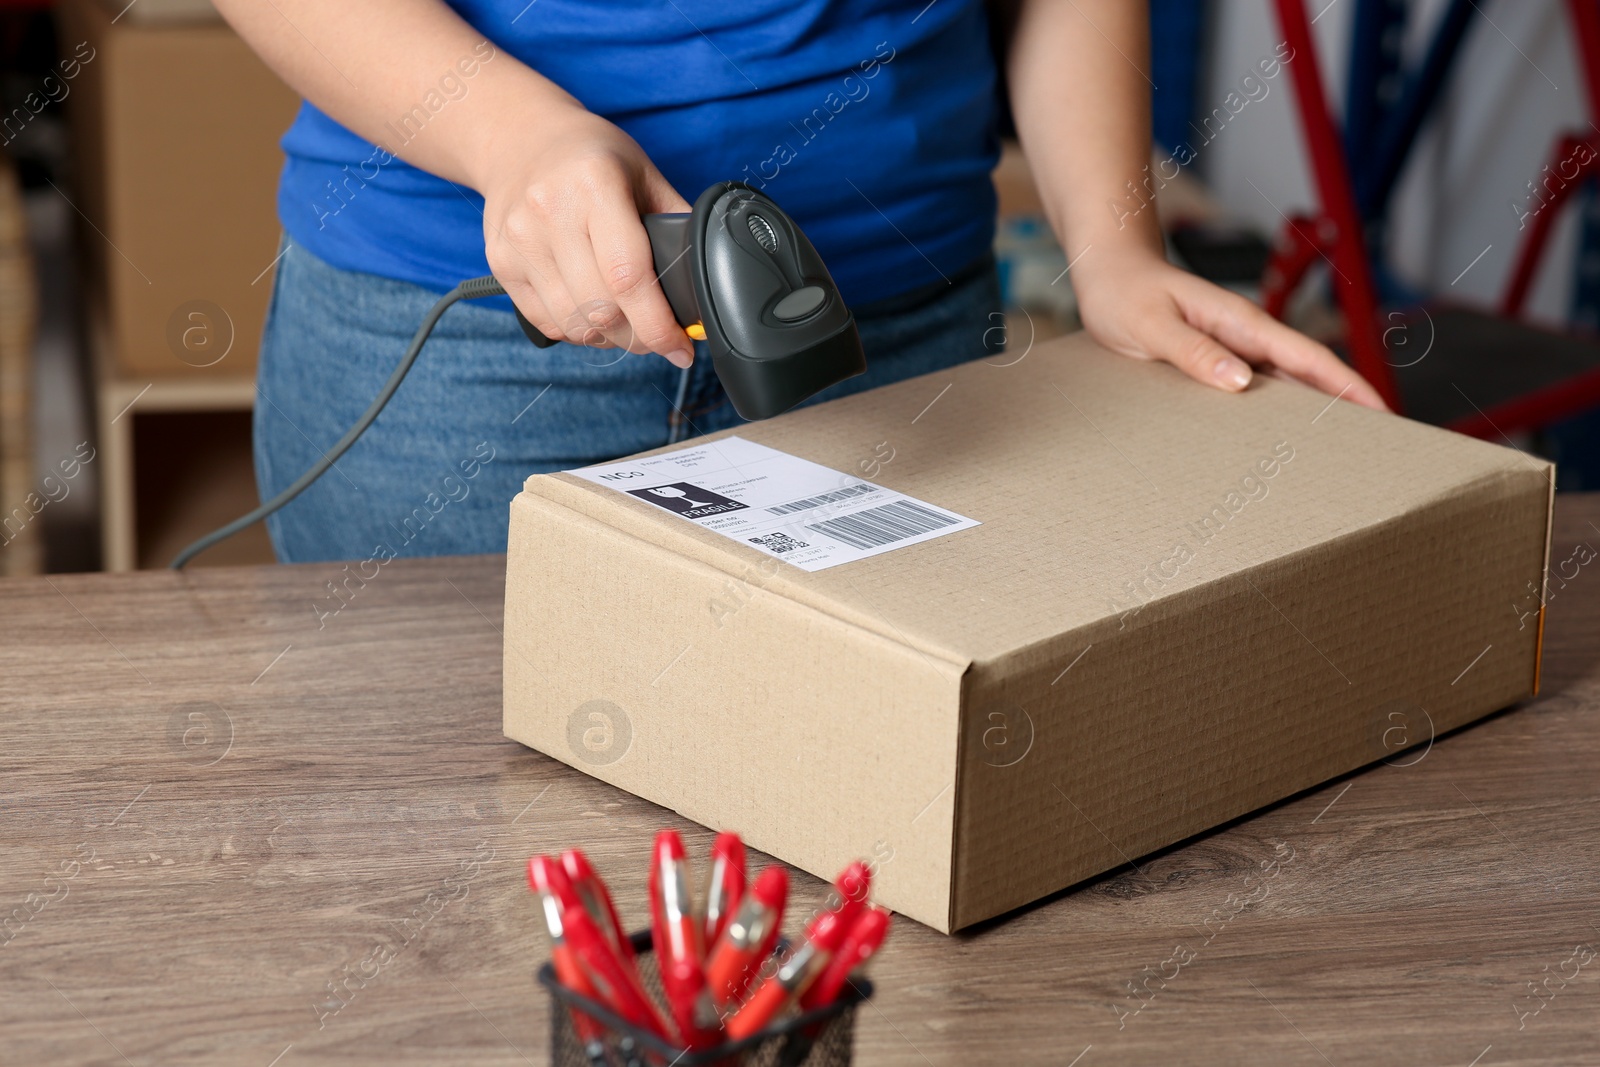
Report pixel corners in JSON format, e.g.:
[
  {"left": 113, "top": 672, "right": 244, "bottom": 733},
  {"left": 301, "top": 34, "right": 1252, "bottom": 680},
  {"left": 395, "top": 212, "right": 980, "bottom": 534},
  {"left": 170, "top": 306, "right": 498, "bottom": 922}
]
[
  {"left": 514, "top": 181, "right": 864, "bottom": 421},
  {"left": 170, "top": 182, "right": 865, "bottom": 568}
]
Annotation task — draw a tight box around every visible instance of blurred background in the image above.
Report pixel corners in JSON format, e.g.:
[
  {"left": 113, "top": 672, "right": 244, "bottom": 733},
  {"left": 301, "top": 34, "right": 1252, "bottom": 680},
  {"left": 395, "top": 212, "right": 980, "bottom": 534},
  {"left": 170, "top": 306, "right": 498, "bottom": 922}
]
[{"left": 2, "top": 0, "right": 1597, "bottom": 573}]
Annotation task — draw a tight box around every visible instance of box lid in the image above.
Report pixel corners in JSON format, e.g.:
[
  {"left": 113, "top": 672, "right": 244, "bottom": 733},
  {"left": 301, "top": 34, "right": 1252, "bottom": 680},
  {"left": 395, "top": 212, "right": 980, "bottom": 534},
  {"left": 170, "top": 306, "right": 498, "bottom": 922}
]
[{"left": 522, "top": 335, "right": 1549, "bottom": 667}]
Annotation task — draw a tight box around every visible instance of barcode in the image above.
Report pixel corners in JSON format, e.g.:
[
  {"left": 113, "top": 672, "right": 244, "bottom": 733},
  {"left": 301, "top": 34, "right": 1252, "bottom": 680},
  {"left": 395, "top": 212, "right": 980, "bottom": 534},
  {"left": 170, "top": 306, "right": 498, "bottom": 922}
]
[
  {"left": 749, "top": 531, "right": 808, "bottom": 554},
  {"left": 804, "top": 499, "right": 959, "bottom": 550},
  {"left": 767, "top": 483, "right": 877, "bottom": 516}
]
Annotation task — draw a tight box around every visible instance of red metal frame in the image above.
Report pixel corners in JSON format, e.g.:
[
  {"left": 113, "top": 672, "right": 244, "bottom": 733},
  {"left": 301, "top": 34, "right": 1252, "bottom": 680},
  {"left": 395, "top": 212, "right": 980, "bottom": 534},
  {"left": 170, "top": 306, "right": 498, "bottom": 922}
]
[
  {"left": 1260, "top": 213, "right": 1334, "bottom": 321},
  {"left": 1448, "top": 362, "right": 1600, "bottom": 439},
  {"left": 1501, "top": 0, "right": 1600, "bottom": 320},
  {"left": 1500, "top": 133, "right": 1600, "bottom": 318},
  {"left": 1269, "top": 0, "right": 1600, "bottom": 439},
  {"left": 1270, "top": 0, "right": 1402, "bottom": 412}
]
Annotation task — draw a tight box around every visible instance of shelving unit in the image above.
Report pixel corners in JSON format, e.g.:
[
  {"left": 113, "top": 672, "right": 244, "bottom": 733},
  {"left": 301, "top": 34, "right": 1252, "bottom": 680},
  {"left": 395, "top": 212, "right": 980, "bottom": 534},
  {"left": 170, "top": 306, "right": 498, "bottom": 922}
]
[
  {"left": 0, "top": 152, "right": 40, "bottom": 575},
  {"left": 89, "top": 313, "right": 266, "bottom": 570},
  {"left": 60, "top": 0, "right": 298, "bottom": 569}
]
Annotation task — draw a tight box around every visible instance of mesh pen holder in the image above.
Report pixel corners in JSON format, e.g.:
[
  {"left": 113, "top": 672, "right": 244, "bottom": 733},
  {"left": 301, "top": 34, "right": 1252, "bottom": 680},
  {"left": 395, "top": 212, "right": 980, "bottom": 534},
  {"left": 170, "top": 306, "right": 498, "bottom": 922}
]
[{"left": 540, "top": 930, "right": 871, "bottom": 1067}]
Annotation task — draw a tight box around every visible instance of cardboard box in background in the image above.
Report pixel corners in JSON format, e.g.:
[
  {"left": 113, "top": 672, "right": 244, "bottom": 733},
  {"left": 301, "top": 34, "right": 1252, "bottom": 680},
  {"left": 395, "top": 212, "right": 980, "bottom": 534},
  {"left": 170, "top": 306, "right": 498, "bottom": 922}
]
[
  {"left": 58, "top": 0, "right": 299, "bottom": 379},
  {"left": 503, "top": 335, "right": 1552, "bottom": 932}
]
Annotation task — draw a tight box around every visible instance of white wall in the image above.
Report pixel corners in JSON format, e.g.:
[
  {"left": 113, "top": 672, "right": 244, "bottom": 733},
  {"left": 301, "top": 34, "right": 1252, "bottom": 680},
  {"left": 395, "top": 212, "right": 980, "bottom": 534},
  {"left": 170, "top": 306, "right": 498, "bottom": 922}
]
[{"left": 1199, "top": 0, "right": 1586, "bottom": 327}]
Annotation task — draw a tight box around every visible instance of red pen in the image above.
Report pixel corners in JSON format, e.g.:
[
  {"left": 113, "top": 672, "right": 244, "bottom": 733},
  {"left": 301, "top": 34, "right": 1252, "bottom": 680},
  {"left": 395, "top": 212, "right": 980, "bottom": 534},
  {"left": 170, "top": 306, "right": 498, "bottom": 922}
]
[
  {"left": 648, "top": 831, "right": 711, "bottom": 1045},
  {"left": 664, "top": 957, "right": 724, "bottom": 1051},
  {"left": 526, "top": 856, "right": 607, "bottom": 1045},
  {"left": 725, "top": 908, "right": 851, "bottom": 1040},
  {"left": 799, "top": 907, "right": 891, "bottom": 1010},
  {"left": 528, "top": 854, "right": 584, "bottom": 914},
  {"left": 705, "top": 865, "right": 788, "bottom": 1006},
  {"left": 829, "top": 860, "right": 871, "bottom": 934},
  {"left": 703, "top": 832, "right": 746, "bottom": 948},
  {"left": 562, "top": 903, "right": 672, "bottom": 1039},
  {"left": 561, "top": 848, "right": 636, "bottom": 969}
]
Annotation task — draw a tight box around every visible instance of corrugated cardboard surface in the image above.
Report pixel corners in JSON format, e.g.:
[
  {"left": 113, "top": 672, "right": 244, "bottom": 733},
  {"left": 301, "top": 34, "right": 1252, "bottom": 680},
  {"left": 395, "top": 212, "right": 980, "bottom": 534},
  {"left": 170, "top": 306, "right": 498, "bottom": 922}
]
[
  {"left": 504, "top": 334, "right": 1551, "bottom": 931},
  {"left": 505, "top": 495, "right": 965, "bottom": 925},
  {"left": 952, "top": 470, "right": 1545, "bottom": 927}
]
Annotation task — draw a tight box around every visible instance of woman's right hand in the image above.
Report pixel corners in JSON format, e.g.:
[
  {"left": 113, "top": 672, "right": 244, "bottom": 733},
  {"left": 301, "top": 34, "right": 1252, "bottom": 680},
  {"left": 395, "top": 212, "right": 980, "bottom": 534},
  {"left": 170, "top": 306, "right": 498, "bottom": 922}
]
[{"left": 478, "top": 104, "right": 696, "bottom": 367}]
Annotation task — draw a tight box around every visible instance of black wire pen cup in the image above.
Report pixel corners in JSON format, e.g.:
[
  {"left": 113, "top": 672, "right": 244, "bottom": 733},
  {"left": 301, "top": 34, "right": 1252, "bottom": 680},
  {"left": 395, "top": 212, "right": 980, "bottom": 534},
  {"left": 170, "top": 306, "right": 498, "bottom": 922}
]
[{"left": 539, "top": 930, "right": 871, "bottom": 1067}]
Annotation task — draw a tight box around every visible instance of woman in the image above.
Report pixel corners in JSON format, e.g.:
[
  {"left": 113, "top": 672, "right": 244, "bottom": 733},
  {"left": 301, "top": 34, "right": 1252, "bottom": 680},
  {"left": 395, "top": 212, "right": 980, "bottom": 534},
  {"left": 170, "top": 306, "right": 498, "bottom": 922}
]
[{"left": 215, "top": 0, "right": 1385, "bottom": 562}]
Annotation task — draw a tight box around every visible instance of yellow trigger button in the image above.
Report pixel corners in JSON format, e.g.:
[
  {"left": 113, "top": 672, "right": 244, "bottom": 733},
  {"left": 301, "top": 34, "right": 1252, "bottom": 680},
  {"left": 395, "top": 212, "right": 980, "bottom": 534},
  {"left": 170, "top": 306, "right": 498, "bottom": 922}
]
[{"left": 686, "top": 323, "right": 707, "bottom": 341}]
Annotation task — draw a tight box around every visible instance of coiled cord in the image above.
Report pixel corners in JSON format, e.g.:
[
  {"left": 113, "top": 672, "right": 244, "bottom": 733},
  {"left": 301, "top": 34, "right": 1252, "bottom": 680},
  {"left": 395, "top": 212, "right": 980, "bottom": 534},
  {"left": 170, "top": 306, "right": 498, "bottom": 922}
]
[{"left": 170, "top": 275, "right": 505, "bottom": 569}]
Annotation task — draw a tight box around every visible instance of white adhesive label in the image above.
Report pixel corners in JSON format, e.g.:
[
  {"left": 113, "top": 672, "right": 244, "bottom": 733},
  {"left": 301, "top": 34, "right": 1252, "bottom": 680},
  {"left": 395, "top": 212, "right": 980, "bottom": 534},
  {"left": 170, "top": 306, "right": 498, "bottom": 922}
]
[{"left": 567, "top": 436, "right": 978, "bottom": 572}]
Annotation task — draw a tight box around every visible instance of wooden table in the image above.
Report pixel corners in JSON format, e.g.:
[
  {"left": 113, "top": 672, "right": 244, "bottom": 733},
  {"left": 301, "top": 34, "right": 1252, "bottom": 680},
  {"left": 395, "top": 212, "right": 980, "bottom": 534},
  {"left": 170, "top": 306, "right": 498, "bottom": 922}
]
[{"left": 3, "top": 496, "right": 1597, "bottom": 1066}]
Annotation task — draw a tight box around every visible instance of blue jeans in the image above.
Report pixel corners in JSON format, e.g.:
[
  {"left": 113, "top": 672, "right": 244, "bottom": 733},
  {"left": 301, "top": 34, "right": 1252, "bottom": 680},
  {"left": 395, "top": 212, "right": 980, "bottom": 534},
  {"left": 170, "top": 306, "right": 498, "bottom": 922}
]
[{"left": 254, "top": 242, "right": 1002, "bottom": 562}]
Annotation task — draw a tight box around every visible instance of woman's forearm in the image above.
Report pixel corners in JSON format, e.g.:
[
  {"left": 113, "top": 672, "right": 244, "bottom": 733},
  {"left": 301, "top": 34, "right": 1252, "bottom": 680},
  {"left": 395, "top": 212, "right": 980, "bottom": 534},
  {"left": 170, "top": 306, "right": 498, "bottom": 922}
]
[
  {"left": 212, "top": 0, "right": 579, "bottom": 191},
  {"left": 217, "top": 0, "right": 696, "bottom": 360},
  {"left": 1004, "top": 1, "right": 1387, "bottom": 410},
  {"left": 1006, "top": 0, "right": 1160, "bottom": 263}
]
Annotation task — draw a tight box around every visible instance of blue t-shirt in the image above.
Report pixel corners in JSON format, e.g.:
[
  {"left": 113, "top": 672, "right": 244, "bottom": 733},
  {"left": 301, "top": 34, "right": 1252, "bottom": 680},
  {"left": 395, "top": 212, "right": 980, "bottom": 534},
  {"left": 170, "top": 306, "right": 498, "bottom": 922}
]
[{"left": 277, "top": 0, "right": 999, "bottom": 310}]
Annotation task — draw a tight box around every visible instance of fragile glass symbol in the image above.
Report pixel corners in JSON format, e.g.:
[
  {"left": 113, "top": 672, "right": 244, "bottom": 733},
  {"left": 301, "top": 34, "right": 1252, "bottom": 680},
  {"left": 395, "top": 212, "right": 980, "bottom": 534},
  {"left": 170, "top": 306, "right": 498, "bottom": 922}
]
[{"left": 647, "top": 486, "right": 715, "bottom": 509}]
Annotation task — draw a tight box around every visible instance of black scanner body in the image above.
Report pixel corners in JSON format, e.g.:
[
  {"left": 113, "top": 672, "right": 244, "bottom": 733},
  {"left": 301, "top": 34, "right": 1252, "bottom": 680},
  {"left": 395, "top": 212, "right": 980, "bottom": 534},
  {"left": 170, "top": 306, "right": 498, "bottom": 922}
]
[{"left": 513, "top": 182, "right": 865, "bottom": 420}]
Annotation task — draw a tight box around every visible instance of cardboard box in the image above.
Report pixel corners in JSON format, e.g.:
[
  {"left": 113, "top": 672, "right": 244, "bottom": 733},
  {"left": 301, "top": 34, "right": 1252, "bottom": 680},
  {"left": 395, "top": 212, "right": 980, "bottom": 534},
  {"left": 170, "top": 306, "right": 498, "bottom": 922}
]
[
  {"left": 503, "top": 334, "right": 1552, "bottom": 932},
  {"left": 58, "top": 0, "right": 299, "bottom": 379},
  {"left": 992, "top": 139, "right": 1046, "bottom": 221}
]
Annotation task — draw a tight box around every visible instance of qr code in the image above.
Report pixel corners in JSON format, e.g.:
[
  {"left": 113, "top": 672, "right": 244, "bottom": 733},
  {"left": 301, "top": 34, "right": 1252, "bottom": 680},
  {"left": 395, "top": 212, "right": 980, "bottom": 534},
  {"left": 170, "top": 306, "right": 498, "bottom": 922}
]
[{"left": 749, "top": 532, "right": 808, "bottom": 554}]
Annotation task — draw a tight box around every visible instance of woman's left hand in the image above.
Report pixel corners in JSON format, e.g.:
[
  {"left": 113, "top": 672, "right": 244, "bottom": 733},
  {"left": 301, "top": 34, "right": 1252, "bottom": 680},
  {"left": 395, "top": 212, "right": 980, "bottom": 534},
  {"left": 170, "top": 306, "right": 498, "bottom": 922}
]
[{"left": 1069, "top": 245, "right": 1390, "bottom": 412}]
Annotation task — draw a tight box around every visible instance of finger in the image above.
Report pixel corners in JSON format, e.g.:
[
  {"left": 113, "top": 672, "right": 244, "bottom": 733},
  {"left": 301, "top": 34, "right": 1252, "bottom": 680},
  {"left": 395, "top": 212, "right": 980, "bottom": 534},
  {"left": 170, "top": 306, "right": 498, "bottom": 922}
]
[
  {"left": 1137, "top": 303, "right": 1255, "bottom": 394},
  {"left": 1229, "top": 310, "right": 1389, "bottom": 412},
  {"left": 524, "top": 267, "right": 585, "bottom": 346},
  {"left": 543, "top": 229, "right": 645, "bottom": 353},
  {"left": 485, "top": 226, "right": 566, "bottom": 343},
  {"left": 551, "top": 163, "right": 694, "bottom": 366},
  {"left": 1260, "top": 365, "right": 1308, "bottom": 388},
  {"left": 490, "top": 186, "right": 627, "bottom": 353},
  {"left": 589, "top": 207, "right": 694, "bottom": 366},
  {"left": 1174, "top": 279, "right": 1390, "bottom": 412},
  {"left": 505, "top": 282, "right": 560, "bottom": 343}
]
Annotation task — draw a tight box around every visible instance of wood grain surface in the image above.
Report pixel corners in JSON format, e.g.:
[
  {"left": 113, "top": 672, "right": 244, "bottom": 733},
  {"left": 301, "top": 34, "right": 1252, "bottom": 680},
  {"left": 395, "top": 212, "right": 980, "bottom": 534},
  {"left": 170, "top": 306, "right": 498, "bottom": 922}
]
[{"left": 1, "top": 495, "right": 1597, "bottom": 1066}]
